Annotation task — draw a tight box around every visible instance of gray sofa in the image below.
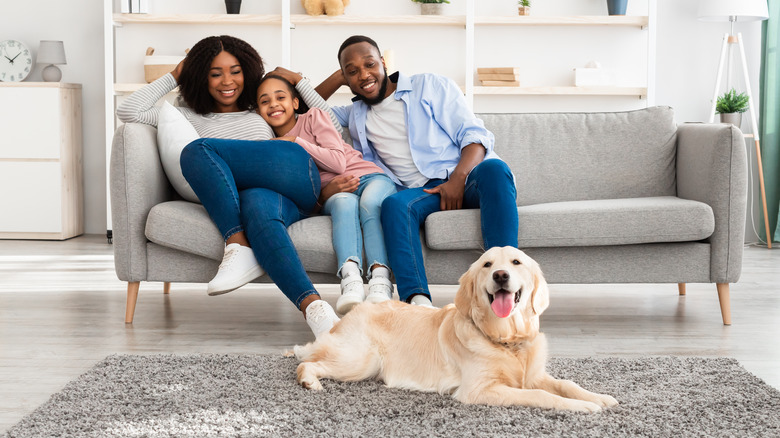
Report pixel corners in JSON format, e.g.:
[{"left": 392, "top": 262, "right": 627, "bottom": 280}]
[{"left": 110, "top": 106, "right": 747, "bottom": 325}]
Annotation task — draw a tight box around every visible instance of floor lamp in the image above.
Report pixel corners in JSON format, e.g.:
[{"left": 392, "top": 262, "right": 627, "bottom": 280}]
[{"left": 699, "top": 0, "right": 772, "bottom": 248}]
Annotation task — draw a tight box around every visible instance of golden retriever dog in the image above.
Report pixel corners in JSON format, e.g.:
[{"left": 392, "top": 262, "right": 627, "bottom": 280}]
[{"left": 293, "top": 246, "right": 618, "bottom": 412}]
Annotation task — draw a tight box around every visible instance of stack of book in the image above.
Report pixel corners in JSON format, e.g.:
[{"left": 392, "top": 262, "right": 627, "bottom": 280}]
[{"left": 477, "top": 67, "right": 520, "bottom": 86}]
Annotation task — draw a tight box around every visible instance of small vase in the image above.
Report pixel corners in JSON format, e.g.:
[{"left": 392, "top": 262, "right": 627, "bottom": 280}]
[
  {"left": 225, "top": 0, "right": 242, "bottom": 14},
  {"left": 420, "top": 4, "right": 443, "bottom": 15},
  {"left": 607, "top": 0, "right": 627, "bottom": 15},
  {"left": 719, "top": 113, "right": 743, "bottom": 128},
  {"left": 518, "top": 6, "right": 530, "bottom": 16}
]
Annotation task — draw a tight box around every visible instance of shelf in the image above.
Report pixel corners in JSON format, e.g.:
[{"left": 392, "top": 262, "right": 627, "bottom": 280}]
[
  {"left": 473, "top": 86, "right": 647, "bottom": 98},
  {"left": 113, "top": 13, "right": 282, "bottom": 25},
  {"left": 112, "top": 13, "right": 647, "bottom": 28},
  {"left": 0, "top": 82, "right": 81, "bottom": 89},
  {"left": 475, "top": 15, "right": 649, "bottom": 28},
  {"left": 114, "top": 83, "right": 177, "bottom": 95},
  {"left": 114, "top": 83, "right": 352, "bottom": 95},
  {"left": 115, "top": 83, "right": 646, "bottom": 98},
  {"left": 112, "top": 13, "right": 464, "bottom": 26},
  {"left": 290, "top": 14, "right": 465, "bottom": 26}
]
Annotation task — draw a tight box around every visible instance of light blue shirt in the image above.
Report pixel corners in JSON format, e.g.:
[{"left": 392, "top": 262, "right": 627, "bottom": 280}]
[{"left": 331, "top": 72, "right": 500, "bottom": 186}]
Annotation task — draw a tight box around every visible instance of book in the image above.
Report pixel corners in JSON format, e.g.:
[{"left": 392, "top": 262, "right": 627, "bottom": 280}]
[
  {"left": 480, "top": 80, "right": 520, "bottom": 87},
  {"left": 477, "top": 73, "right": 520, "bottom": 81},
  {"left": 477, "top": 67, "right": 520, "bottom": 75}
]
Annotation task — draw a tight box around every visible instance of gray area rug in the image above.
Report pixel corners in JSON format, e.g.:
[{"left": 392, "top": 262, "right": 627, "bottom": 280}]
[{"left": 5, "top": 355, "right": 780, "bottom": 437}]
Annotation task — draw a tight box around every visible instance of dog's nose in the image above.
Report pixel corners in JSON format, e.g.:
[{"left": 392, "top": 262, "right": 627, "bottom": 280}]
[{"left": 493, "top": 270, "right": 509, "bottom": 285}]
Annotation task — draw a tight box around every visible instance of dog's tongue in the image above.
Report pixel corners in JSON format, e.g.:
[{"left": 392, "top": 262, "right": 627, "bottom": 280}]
[{"left": 491, "top": 291, "right": 514, "bottom": 318}]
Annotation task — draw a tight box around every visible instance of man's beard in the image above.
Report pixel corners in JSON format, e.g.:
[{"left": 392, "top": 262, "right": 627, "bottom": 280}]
[{"left": 355, "top": 67, "right": 389, "bottom": 106}]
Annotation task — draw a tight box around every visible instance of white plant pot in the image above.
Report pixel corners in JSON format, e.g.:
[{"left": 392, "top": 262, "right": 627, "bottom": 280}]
[
  {"left": 420, "top": 4, "right": 443, "bottom": 15},
  {"left": 719, "top": 113, "right": 743, "bottom": 128}
]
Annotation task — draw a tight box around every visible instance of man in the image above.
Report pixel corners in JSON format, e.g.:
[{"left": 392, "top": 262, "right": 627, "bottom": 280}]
[{"left": 315, "top": 35, "right": 519, "bottom": 308}]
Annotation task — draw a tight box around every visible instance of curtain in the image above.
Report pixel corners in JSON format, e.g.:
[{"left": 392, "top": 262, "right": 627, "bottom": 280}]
[{"left": 760, "top": 0, "right": 780, "bottom": 242}]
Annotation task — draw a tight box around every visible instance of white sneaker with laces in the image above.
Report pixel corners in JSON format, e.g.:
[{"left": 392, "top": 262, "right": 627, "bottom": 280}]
[
  {"left": 365, "top": 277, "right": 394, "bottom": 304},
  {"left": 305, "top": 300, "right": 340, "bottom": 338},
  {"left": 336, "top": 275, "right": 365, "bottom": 315},
  {"left": 207, "top": 243, "right": 264, "bottom": 296},
  {"left": 410, "top": 294, "right": 436, "bottom": 308}
]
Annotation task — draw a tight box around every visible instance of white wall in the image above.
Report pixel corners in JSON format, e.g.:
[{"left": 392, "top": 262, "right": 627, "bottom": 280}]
[{"left": 0, "top": 0, "right": 768, "bottom": 241}]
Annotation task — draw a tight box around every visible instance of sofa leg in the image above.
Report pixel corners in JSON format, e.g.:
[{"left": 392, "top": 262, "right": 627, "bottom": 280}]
[
  {"left": 678, "top": 283, "right": 686, "bottom": 296},
  {"left": 126, "top": 281, "right": 140, "bottom": 324},
  {"left": 716, "top": 283, "right": 731, "bottom": 326},
  {"left": 163, "top": 282, "right": 171, "bottom": 294}
]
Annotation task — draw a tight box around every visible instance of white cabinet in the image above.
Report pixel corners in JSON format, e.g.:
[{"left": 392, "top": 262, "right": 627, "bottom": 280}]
[{"left": 0, "top": 83, "right": 83, "bottom": 240}]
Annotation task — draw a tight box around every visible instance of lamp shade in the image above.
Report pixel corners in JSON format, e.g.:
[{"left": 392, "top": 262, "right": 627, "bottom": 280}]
[
  {"left": 699, "top": 0, "right": 769, "bottom": 21},
  {"left": 37, "top": 40, "right": 67, "bottom": 65},
  {"left": 698, "top": 0, "right": 769, "bottom": 22}
]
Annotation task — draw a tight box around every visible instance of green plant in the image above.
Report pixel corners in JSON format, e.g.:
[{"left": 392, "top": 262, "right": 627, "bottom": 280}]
[
  {"left": 518, "top": 0, "right": 531, "bottom": 6},
  {"left": 715, "top": 88, "right": 749, "bottom": 114},
  {"left": 411, "top": 0, "right": 450, "bottom": 4}
]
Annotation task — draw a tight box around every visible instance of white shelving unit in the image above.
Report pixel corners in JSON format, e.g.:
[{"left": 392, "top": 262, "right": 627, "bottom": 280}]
[
  {"left": 102, "top": 0, "right": 656, "bottom": 235},
  {"left": 107, "top": 12, "right": 652, "bottom": 101}
]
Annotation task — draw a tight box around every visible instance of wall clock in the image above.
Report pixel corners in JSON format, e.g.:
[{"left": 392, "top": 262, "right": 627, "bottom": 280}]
[{"left": 0, "top": 40, "right": 33, "bottom": 82}]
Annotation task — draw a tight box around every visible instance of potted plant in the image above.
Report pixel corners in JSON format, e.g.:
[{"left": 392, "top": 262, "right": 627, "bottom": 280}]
[
  {"left": 716, "top": 88, "right": 749, "bottom": 126},
  {"left": 518, "top": 0, "right": 530, "bottom": 16},
  {"left": 411, "top": 0, "right": 450, "bottom": 16}
]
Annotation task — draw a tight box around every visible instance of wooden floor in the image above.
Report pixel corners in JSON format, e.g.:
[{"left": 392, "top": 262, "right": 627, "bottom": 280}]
[{"left": 1, "top": 235, "right": 778, "bottom": 432}]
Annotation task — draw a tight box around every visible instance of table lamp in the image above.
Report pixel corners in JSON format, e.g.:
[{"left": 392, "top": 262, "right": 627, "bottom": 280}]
[{"left": 37, "top": 40, "right": 67, "bottom": 82}]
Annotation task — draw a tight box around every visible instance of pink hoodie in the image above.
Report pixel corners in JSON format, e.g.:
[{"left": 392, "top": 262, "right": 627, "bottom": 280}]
[{"left": 285, "top": 108, "right": 385, "bottom": 187}]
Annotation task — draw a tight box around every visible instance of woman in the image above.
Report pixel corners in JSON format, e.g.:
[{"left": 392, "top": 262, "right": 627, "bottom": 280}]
[{"left": 116, "top": 35, "right": 340, "bottom": 338}]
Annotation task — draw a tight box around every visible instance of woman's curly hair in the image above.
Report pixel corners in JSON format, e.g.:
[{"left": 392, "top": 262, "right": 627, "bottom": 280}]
[{"left": 178, "top": 35, "right": 265, "bottom": 115}]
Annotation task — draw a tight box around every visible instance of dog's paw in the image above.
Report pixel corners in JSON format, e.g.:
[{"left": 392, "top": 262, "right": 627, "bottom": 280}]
[
  {"left": 299, "top": 377, "right": 324, "bottom": 391},
  {"left": 282, "top": 349, "right": 295, "bottom": 358},
  {"left": 593, "top": 393, "right": 619, "bottom": 408},
  {"left": 292, "top": 344, "right": 308, "bottom": 359},
  {"left": 565, "top": 400, "right": 602, "bottom": 413}
]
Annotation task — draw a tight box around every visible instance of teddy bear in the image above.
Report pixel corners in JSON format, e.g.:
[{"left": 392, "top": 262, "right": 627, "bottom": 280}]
[{"left": 302, "top": 0, "right": 350, "bottom": 16}]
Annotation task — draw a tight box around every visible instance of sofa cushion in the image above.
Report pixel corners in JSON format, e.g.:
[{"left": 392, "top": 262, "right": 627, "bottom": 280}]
[
  {"left": 424, "top": 196, "right": 715, "bottom": 250},
  {"left": 157, "top": 102, "right": 200, "bottom": 203},
  {"left": 478, "top": 106, "right": 678, "bottom": 206},
  {"left": 145, "top": 201, "right": 338, "bottom": 274},
  {"left": 145, "top": 201, "right": 223, "bottom": 261}
]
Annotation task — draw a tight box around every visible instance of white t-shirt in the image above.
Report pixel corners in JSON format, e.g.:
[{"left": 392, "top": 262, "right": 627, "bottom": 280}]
[{"left": 365, "top": 96, "right": 429, "bottom": 188}]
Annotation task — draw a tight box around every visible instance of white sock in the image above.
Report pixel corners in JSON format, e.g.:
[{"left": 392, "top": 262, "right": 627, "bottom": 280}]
[
  {"left": 340, "top": 261, "right": 361, "bottom": 279},
  {"left": 371, "top": 266, "right": 390, "bottom": 279}
]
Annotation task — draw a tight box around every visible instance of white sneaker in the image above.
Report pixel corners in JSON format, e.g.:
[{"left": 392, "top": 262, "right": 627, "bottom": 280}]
[
  {"left": 305, "top": 300, "right": 340, "bottom": 339},
  {"left": 365, "top": 277, "right": 394, "bottom": 304},
  {"left": 207, "top": 243, "right": 265, "bottom": 296},
  {"left": 336, "top": 275, "right": 365, "bottom": 315},
  {"left": 410, "top": 294, "right": 436, "bottom": 308}
]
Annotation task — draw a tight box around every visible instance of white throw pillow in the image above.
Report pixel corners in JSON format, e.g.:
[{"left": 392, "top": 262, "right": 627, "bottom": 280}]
[{"left": 156, "top": 101, "right": 200, "bottom": 203}]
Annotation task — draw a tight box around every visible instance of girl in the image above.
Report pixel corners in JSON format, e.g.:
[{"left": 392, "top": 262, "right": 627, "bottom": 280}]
[
  {"left": 116, "top": 35, "right": 340, "bottom": 338},
  {"left": 256, "top": 74, "right": 397, "bottom": 315}
]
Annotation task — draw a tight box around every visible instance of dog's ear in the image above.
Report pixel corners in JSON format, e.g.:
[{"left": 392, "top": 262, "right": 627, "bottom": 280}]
[
  {"left": 531, "top": 266, "right": 550, "bottom": 315},
  {"left": 454, "top": 267, "right": 475, "bottom": 318}
]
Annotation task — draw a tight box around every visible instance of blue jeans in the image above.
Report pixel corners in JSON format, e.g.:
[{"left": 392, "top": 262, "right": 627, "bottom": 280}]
[
  {"left": 380, "top": 159, "right": 518, "bottom": 302},
  {"left": 239, "top": 188, "right": 319, "bottom": 308},
  {"left": 180, "top": 138, "right": 320, "bottom": 240},
  {"left": 322, "top": 173, "right": 396, "bottom": 278},
  {"left": 180, "top": 138, "right": 321, "bottom": 308}
]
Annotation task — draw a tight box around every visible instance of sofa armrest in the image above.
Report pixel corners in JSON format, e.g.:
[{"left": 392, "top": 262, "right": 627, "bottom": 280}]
[
  {"left": 110, "top": 123, "right": 175, "bottom": 282},
  {"left": 676, "top": 123, "right": 747, "bottom": 283}
]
